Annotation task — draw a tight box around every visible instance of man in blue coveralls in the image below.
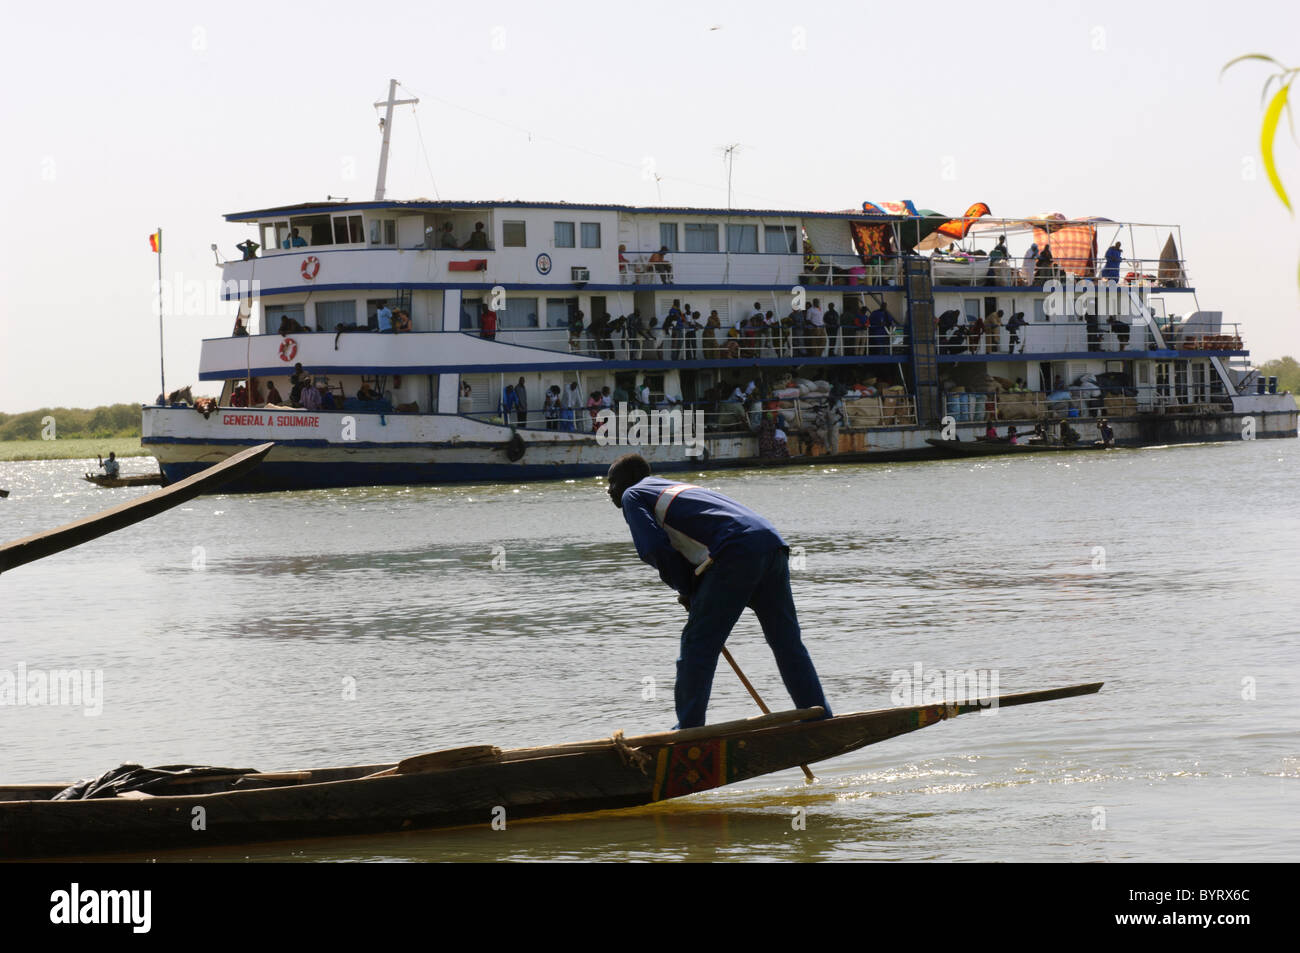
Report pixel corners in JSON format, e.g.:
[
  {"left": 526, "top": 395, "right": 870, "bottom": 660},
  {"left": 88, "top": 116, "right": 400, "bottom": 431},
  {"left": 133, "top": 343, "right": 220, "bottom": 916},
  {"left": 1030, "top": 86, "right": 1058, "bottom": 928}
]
[{"left": 607, "top": 453, "right": 831, "bottom": 729}]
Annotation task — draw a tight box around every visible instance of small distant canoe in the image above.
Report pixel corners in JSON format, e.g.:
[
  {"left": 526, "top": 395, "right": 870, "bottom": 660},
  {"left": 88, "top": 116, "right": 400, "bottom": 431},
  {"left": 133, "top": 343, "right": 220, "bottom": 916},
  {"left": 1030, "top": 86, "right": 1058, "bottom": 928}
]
[
  {"left": 925, "top": 438, "right": 1106, "bottom": 458},
  {"left": 83, "top": 473, "right": 165, "bottom": 488},
  {"left": 0, "top": 681, "right": 1101, "bottom": 858}
]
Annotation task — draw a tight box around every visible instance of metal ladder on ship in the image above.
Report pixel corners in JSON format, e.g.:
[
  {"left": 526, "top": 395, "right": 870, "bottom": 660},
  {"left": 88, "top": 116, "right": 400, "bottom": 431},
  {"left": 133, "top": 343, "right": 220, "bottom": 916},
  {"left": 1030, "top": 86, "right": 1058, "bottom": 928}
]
[{"left": 905, "top": 256, "right": 941, "bottom": 425}]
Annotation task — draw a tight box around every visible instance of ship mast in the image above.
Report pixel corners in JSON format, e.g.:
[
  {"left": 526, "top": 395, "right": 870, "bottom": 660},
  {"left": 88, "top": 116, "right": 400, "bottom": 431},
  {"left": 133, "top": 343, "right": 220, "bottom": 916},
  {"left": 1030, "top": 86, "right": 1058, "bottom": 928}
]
[{"left": 373, "top": 79, "right": 419, "bottom": 201}]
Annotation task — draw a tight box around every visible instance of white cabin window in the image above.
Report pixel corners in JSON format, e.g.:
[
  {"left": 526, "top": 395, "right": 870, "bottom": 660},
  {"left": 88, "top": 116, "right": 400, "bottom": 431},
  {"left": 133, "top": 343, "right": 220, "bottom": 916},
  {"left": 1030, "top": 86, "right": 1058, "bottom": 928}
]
[
  {"left": 659, "top": 223, "right": 679, "bottom": 252},
  {"left": 554, "top": 222, "right": 575, "bottom": 248},
  {"left": 332, "top": 215, "right": 364, "bottom": 244},
  {"left": 726, "top": 225, "right": 758, "bottom": 254},
  {"left": 580, "top": 223, "right": 601, "bottom": 248},
  {"left": 499, "top": 296, "right": 538, "bottom": 329},
  {"left": 964, "top": 299, "right": 981, "bottom": 322},
  {"left": 503, "top": 221, "right": 527, "bottom": 247},
  {"left": 369, "top": 219, "right": 396, "bottom": 245},
  {"left": 546, "top": 297, "right": 579, "bottom": 328},
  {"left": 764, "top": 226, "right": 797, "bottom": 254},
  {"left": 316, "top": 300, "right": 358, "bottom": 328},
  {"left": 1033, "top": 300, "right": 1048, "bottom": 323},
  {"left": 685, "top": 224, "right": 718, "bottom": 252}
]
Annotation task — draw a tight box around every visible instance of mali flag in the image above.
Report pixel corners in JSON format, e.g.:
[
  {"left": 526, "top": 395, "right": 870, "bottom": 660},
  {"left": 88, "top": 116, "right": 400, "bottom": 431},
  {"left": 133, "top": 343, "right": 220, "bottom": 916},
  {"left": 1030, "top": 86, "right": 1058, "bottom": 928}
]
[{"left": 149, "top": 230, "right": 161, "bottom": 253}]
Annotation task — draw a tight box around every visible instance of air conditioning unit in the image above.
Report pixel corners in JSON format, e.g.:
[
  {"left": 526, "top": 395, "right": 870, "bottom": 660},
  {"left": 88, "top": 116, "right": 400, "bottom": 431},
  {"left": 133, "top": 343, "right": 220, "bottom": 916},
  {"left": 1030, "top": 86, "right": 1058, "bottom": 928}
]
[{"left": 571, "top": 267, "right": 590, "bottom": 282}]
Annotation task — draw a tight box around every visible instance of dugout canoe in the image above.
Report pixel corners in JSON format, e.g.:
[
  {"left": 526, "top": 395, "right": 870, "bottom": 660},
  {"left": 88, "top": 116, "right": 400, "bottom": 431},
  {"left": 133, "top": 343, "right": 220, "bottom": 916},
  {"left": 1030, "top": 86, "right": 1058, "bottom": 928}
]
[
  {"left": 0, "top": 681, "right": 1102, "bottom": 858},
  {"left": 82, "top": 473, "right": 166, "bottom": 488},
  {"left": 924, "top": 438, "right": 1110, "bottom": 457}
]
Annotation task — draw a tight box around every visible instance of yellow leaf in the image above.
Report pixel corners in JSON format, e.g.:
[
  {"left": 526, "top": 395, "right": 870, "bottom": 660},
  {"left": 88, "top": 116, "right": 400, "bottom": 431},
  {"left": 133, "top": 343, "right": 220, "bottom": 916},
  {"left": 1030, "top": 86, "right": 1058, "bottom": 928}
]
[{"left": 1262, "top": 84, "right": 1293, "bottom": 213}]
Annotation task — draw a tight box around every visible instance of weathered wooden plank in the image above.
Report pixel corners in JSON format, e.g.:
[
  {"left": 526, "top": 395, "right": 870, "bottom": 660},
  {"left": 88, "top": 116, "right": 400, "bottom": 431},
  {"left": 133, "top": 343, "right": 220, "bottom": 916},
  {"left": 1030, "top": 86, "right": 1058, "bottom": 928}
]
[{"left": 0, "top": 442, "right": 273, "bottom": 574}]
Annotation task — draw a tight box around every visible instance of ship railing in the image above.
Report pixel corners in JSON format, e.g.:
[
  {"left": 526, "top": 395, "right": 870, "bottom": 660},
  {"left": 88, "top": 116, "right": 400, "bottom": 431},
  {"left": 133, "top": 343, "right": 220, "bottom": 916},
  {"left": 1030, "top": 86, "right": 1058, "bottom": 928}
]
[
  {"left": 927, "top": 254, "right": 1192, "bottom": 289},
  {"left": 937, "top": 318, "right": 1150, "bottom": 355},
  {"left": 942, "top": 385, "right": 1233, "bottom": 423},
  {"left": 507, "top": 326, "right": 910, "bottom": 361},
  {"left": 465, "top": 394, "right": 920, "bottom": 435}
]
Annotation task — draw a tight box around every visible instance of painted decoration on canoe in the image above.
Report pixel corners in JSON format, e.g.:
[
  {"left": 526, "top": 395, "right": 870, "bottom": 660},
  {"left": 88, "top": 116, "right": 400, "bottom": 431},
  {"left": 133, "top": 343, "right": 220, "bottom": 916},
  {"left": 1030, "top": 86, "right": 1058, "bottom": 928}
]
[
  {"left": 915, "top": 703, "right": 963, "bottom": 728},
  {"left": 652, "top": 739, "right": 729, "bottom": 801}
]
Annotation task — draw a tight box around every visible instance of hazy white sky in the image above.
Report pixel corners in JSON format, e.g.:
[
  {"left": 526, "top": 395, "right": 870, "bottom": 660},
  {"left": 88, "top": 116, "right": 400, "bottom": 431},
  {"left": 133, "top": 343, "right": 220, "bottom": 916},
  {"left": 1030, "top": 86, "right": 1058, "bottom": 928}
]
[{"left": 1, "top": 0, "right": 1297, "bottom": 412}]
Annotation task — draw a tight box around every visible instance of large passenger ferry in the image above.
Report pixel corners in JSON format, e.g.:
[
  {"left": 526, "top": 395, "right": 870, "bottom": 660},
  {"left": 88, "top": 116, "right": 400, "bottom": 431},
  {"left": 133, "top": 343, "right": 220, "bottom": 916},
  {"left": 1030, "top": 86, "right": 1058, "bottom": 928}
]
[{"left": 142, "top": 85, "right": 1297, "bottom": 491}]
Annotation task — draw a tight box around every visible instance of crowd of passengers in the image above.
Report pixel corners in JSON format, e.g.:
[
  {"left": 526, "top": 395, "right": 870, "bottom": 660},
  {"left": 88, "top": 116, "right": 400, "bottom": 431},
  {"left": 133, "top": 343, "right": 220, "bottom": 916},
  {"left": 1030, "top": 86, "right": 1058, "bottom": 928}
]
[{"left": 483, "top": 298, "right": 908, "bottom": 359}]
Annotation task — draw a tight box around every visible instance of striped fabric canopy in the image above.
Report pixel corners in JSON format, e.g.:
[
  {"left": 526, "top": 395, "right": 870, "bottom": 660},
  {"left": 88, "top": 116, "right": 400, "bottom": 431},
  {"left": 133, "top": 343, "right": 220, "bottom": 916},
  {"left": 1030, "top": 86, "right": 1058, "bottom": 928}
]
[{"left": 1032, "top": 223, "right": 1097, "bottom": 277}]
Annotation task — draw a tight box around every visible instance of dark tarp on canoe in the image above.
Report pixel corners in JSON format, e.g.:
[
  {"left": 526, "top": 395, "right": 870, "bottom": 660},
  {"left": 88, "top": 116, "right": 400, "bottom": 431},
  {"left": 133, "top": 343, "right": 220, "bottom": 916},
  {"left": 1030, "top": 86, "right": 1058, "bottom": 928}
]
[{"left": 53, "top": 764, "right": 258, "bottom": 800}]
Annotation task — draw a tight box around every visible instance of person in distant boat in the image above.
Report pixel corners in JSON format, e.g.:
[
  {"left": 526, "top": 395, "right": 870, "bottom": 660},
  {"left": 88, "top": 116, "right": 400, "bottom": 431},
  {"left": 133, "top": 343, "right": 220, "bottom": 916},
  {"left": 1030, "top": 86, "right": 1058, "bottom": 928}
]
[
  {"left": 1098, "top": 418, "right": 1115, "bottom": 448},
  {"left": 984, "top": 420, "right": 998, "bottom": 441},
  {"left": 1060, "top": 419, "right": 1081, "bottom": 447},
  {"left": 236, "top": 239, "right": 259, "bottom": 260},
  {"left": 462, "top": 222, "right": 490, "bottom": 251},
  {"left": 439, "top": 222, "right": 459, "bottom": 249},
  {"left": 97, "top": 452, "right": 120, "bottom": 479},
  {"left": 1006, "top": 426, "right": 1019, "bottom": 446},
  {"left": 606, "top": 452, "right": 831, "bottom": 729}
]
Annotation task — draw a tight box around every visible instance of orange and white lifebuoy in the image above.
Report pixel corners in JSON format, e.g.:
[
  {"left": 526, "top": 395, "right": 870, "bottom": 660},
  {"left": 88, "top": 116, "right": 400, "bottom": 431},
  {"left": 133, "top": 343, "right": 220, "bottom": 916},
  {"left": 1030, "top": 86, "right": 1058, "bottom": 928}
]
[
  {"left": 301, "top": 256, "right": 320, "bottom": 280},
  {"left": 279, "top": 337, "right": 298, "bottom": 362}
]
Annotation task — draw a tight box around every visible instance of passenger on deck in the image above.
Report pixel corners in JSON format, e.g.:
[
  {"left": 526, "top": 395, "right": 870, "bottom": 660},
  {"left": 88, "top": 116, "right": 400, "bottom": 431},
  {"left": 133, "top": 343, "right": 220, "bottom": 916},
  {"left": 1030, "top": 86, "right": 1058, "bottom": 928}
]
[
  {"left": 462, "top": 222, "right": 490, "bottom": 251},
  {"left": 1022, "top": 243, "right": 1039, "bottom": 285},
  {"left": 282, "top": 228, "right": 307, "bottom": 249},
  {"left": 98, "top": 452, "right": 120, "bottom": 479},
  {"left": 626, "top": 310, "right": 644, "bottom": 359},
  {"left": 516, "top": 377, "right": 529, "bottom": 428},
  {"left": 236, "top": 239, "right": 259, "bottom": 260},
  {"left": 301, "top": 381, "right": 322, "bottom": 411},
  {"left": 1034, "top": 245, "right": 1055, "bottom": 284},
  {"left": 1107, "top": 316, "right": 1131, "bottom": 349},
  {"left": 265, "top": 381, "right": 284, "bottom": 405},
  {"left": 249, "top": 379, "right": 264, "bottom": 405},
  {"left": 1101, "top": 242, "right": 1123, "bottom": 281},
  {"left": 649, "top": 246, "right": 672, "bottom": 283},
  {"left": 357, "top": 382, "right": 380, "bottom": 401},
  {"left": 823, "top": 303, "right": 841, "bottom": 355},
  {"left": 1006, "top": 311, "right": 1026, "bottom": 353},
  {"left": 230, "top": 383, "right": 249, "bottom": 408},
  {"left": 544, "top": 385, "right": 561, "bottom": 430},
  {"left": 439, "top": 222, "right": 459, "bottom": 249},
  {"left": 806, "top": 299, "right": 826, "bottom": 356},
  {"left": 290, "top": 363, "right": 310, "bottom": 406},
  {"left": 376, "top": 302, "right": 393, "bottom": 333},
  {"left": 393, "top": 309, "right": 411, "bottom": 333},
  {"left": 318, "top": 382, "right": 336, "bottom": 410},
  {"left": 985, "top": 309, "right": 1004, "bottom": 352},
  {"left": 562, "top": 381, "right": 582, "bottom": 431},
  {"left": 480, "top": 306, "right": 497, "bottom": 341}
]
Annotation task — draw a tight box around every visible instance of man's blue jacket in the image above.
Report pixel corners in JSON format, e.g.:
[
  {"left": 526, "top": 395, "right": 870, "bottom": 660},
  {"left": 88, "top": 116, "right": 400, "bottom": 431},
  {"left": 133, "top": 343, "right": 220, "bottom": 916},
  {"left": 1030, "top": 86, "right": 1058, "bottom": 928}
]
[{"left": 620, "top": 477, "right": 786, "bottom": 595}]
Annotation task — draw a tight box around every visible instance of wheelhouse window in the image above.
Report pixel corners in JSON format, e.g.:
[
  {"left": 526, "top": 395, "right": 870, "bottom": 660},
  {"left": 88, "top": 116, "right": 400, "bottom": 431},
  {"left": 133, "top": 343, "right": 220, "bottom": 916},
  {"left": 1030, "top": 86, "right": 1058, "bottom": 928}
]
[
  {"left": 580, "top": 222, "right": 601, "bottom": 248},
  {"left": 554, "top": 222, "right": 575, "bottom": 248},
  {"left": 503, "top": 221, "right": 527, "bottom": 247},
  {"left": 498, "top": 296, "right": 539, "bottom": 329},
  {"left": 684, "top": 223, "right": 718, "bottom": 252},
  {"left": 266, "top": 304, "right": 307, "bottom": 331},
  {"left": 659, "top": 223, "right": 679, "bottom": 252},
  {"left": 764, "top": 225, "right": 797, "bottom": 254},
  {"left": 332, "top": 215, "right": 364, "bottom": 244},
  {"left": 315, "top": 300, "right": 358, "bottom": 328},
  {"left": 369, "top": 219, "right": 396, "bottom": 245},
  {"left": 726, "top": 224, "right": 758, "bottom": 254},
  {"left": 546, "top": 297, "right": 579, "bottom": 328}
]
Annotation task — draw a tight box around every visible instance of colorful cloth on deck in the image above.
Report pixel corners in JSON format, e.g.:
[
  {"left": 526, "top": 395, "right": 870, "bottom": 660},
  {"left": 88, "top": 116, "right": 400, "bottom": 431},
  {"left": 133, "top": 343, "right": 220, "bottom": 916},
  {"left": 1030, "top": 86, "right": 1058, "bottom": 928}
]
[{"left": 1032, "top": 223, "right": 1097, "bottom": 277}]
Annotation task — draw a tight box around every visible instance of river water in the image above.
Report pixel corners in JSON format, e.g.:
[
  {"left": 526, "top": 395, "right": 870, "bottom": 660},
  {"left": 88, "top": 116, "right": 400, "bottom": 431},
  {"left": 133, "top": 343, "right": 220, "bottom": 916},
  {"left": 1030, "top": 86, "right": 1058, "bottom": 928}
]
[{"left": 1, "top": 439, "right": 1297, "bottom": 862}]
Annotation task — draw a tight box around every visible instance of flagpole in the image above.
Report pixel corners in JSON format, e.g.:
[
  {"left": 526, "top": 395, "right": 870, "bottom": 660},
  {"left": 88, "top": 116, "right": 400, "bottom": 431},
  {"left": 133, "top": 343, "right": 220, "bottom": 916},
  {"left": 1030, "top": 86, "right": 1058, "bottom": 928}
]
[{"left": 157, "top": 227, "right": 165, "bottom": 402}]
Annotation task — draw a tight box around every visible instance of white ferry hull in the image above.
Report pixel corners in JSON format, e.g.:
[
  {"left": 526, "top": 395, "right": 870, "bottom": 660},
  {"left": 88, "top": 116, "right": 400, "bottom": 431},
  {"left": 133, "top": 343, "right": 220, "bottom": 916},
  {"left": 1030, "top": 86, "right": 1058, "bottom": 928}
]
[{"left": 141, "top": 398, "right": 1296, "bottom": 492}]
